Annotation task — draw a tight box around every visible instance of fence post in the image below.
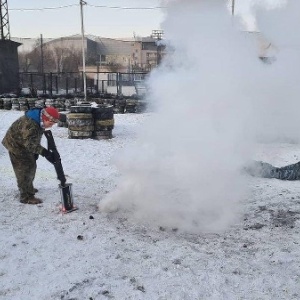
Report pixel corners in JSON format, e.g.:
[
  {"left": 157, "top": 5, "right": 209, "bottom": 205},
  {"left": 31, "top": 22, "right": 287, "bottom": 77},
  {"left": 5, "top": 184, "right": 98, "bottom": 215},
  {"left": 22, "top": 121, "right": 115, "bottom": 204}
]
[
  {"left": 116, "top": 73, "right": 119, "bottom": 96},
  {"left": 96, "top": 71, "right": 99, "bottom": 93},
  {"left": 30, "top": 73, "right": 33, "bottom": 94},
  {"left": 119, "top": 73, "right": 123, "bottom": 96},
  {"left": 55, "top": 75, "right": 58, "bottom": 94},
  {"left": 75, "top": 77, "right": 77, "bottom": 94},
  {"left": 43, "top": 73, "right": 46, "bottom": 95},
  {"left": 82, "top": 71, "right": 84, "bottom": 95},
  {"left": 66, "top": 75, "right": 69, "bottom": 95},
  {"left": 49, "top": 72, "right": 53, "bottom": 98}
]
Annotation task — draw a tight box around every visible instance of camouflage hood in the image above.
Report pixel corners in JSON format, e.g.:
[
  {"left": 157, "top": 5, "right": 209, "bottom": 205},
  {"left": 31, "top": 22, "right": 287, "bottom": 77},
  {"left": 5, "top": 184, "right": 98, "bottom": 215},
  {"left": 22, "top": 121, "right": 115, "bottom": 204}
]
[
  {"left": 25, "top": 108, "right": 43, "bottom": 126},
  {"left": 2, "top": 112, "right": 45, "bottom": 156}
]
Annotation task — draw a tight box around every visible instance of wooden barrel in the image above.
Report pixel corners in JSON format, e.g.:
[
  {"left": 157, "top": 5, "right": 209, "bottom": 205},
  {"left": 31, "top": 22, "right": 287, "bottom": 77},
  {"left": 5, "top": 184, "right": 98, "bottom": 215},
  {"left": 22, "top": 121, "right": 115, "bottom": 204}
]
[
  {"left": 114, "top": 98, "right": 126, "bottom": 114},
  {"left": 18, "top": 98, "right": 29, "bottom": 111},
  {"left": 55, "top": 98, "right": 66, "bottom": 112},
  {"left": 136, "top": 99, "right": 147, "bottom": 113},
  {"left": 125, "top": 98, "right": 138, "bottom": 113},
  {"left": 45, "top": 99, "right": 54, "bottom": 107},
  {"left": 27, "top": 98, "right": 36, "bottom": 109},
  {"left": 35, "top": 99, "right": 45, "bottom": 108},
  {"left": 65, "top": 99, "right": 76, "bottom": 111},
  {"left": 3, "top": 98, "right": 12, "bottom": 110},
  {"left": 11, "top": 98, "right": 20, "bottom": 110},
  {"left": 92, "top": 104, "right": 114, "bottom": 140},
  {"left": 67, "top": 112, "right": 94, "bottom": 139}
]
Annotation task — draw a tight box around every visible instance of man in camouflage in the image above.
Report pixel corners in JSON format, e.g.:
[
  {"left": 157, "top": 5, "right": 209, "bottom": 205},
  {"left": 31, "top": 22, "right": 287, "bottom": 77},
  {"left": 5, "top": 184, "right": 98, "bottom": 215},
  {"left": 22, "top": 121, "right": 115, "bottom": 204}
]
[
  {"left": 245, "top": 160, "right": 300, "bottom": 180},
  {"left": 2, "top": 106, "right": 60, "bottom": 204}
]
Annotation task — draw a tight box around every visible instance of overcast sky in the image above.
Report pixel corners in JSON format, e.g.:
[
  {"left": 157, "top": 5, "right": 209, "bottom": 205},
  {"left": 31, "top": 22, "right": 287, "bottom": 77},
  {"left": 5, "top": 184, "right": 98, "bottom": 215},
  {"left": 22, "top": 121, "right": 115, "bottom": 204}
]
[
  {"left": 8, "top": 0, "right": 287, "bottom": 39},
  {"left": 8, "top": 0, "right": 165, "bottom": 39}
]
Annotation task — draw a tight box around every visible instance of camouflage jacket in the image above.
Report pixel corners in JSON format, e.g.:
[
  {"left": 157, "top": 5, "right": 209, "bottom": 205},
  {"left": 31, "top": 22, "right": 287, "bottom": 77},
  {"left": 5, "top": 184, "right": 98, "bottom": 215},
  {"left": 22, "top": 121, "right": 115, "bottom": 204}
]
[{"left": 2, "top": 113, "right": 45, "bottom": 155}]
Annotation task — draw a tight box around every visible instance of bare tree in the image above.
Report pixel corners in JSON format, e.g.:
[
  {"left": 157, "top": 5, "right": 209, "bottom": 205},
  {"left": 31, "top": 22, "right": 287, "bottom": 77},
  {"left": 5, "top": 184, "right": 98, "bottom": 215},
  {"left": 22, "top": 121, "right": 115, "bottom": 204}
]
[
  {"left": 106, "top": 62, "right": 123, "bottom": 72},
  {"left": 51, "top": 46, "right": 66, "bottom": 73},
  {"left": 22, "top": 44, "right": 82, "bottom": 73},
  {"left": 18, "top": 51, "right": 33, "bottom": 72},
  {"left": 62, "top": 48, "right": 82, "bottom": 72}
]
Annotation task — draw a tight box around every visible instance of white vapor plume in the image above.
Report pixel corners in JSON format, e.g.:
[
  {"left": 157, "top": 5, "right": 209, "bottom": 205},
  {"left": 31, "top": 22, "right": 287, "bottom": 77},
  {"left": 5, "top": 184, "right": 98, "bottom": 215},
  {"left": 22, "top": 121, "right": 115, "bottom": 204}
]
[
  {"left": 234, "top": 0, "right": 287, "bottom": 31},
  {"left": 229, "top": 0, "right": 287, "bottom": 31},
  {"left": 251, "top": 0, "right": 300, "bottom": 142},
  {"left": 99, "top": 0, "right": 300, "bottom": 233}
]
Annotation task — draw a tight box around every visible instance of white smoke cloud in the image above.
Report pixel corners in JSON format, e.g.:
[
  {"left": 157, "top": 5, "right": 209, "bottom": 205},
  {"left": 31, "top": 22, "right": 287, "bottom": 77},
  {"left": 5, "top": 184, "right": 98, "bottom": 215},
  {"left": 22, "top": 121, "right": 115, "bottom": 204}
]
[
  {"left": 99, "top": 0, "right": 300, "bottom": 233},
  {"left": 234, "top": 0, "right": 287, "bottom": 31},
  {"left": 250, "top": 0, "right": 300, "bottom": 142},
  {"left": 256, "top": 0, "right": 300, "bottom": 46}
]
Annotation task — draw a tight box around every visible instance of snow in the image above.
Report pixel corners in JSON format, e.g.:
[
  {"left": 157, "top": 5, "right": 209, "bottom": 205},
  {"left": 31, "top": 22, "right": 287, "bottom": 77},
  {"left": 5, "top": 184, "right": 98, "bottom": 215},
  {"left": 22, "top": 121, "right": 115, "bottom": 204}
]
[{"left": 1, "top": 110, "right": 300, "bottom": 300}]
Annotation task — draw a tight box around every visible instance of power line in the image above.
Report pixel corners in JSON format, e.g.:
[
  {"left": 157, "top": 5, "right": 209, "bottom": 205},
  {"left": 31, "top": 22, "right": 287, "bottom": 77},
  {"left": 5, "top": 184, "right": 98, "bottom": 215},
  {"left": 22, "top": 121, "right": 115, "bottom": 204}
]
[
  {"left": 88, "top": 4, "right": 166, "bottom": 10},
  {"left": 9, "top": 4, "right": 78, "bottom": 11},
  {"left": 9, "top": 4, "right": 166, "bottom": 12}
]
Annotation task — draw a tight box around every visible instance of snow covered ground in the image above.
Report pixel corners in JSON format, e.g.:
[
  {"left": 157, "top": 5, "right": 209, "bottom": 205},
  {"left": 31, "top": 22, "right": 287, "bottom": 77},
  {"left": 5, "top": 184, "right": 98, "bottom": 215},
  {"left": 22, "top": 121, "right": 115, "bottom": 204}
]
[
  {"left": 1, "top": 110, "right": 300, "bottom": 300},
  {"left": 1, "top": 0, "right": 300, "bottom": 298}
]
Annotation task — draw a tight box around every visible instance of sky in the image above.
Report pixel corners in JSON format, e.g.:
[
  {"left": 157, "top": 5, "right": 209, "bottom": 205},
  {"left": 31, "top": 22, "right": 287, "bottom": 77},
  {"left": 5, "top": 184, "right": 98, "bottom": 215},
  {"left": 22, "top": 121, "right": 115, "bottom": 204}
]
[
  {"left": 8, "top": 0, "right": 286, "bottom": 39},
  {"left": 8, "top": 0, "right": 165, "bottom": 39}
]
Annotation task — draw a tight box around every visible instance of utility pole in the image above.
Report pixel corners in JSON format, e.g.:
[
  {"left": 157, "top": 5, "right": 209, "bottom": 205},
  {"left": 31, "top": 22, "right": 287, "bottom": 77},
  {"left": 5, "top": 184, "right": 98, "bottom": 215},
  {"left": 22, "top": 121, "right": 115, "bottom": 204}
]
[
  {"left": 96, "top": 54, "right": 102, "bottom": 93},
  {"left": 0, "top": 0, "right": 10, "bottom": 40},
  {"left": 80, "top": 0, "right": 87, "bottom": 100},
  {"left": 151, "top": 30, "right": 164, "bottom": 66},
  {"left": 232, "top": 0, "right": 235, "bottom": 16},
  {"left": 40, "top": 34, "right": 46, "bottom": 94},
  {"left": 40, "top": 34, "right": 44, "bottom": 73}
]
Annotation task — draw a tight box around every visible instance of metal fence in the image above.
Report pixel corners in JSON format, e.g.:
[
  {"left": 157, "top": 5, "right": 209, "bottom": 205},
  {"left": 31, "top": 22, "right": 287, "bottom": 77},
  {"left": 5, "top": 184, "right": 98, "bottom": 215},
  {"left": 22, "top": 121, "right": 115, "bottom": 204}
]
[{"left": 19, "top": 71, "right": 148, "bottom": 98}]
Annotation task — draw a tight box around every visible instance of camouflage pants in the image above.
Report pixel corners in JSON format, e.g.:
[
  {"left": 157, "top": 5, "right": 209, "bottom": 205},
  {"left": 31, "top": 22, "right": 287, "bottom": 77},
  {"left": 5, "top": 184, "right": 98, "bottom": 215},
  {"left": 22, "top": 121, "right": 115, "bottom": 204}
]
[
  {"left": 9, "top": 151, "right": 37, "bottom": 200},
  {"left": 246, "top": 160, "right": 300, "bottom": 180}
]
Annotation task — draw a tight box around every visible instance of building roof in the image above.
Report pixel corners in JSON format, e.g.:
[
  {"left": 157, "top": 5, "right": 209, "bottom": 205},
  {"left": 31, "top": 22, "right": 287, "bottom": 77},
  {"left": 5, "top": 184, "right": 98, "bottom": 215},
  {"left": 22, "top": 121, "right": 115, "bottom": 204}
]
[
  {"left": 11, "top": 37, "right": 53, "bottom": 52},
  {"left": 12, "top": 35, "right": 135, "bottom": 56},
  {"left": 12, "top": 34, "right": 162, "bottom": 54}
]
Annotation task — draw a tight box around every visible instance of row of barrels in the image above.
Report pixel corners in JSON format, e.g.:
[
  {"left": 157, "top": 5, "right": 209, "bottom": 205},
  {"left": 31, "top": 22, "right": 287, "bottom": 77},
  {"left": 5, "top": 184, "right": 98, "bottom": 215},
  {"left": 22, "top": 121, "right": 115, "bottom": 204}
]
[
  {"left": 63, "top": 104, "right": 114, "bottom": 140},
  {"left": 0, "top": 97, "right": 147, "bottom": 114},
  {"left": 0, "top": 98, "right": 76, "bottom": 111}
]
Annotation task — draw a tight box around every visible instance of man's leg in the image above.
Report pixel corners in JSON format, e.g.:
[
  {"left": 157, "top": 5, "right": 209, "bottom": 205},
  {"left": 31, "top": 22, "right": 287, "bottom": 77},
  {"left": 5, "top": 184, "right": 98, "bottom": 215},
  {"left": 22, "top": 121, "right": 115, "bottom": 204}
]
[
  {"left": 9, "top": 152, "right": 39, "bottom": 201},
  {"left": 28, "top": 162, "right": 37, "bottom": 195}
]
